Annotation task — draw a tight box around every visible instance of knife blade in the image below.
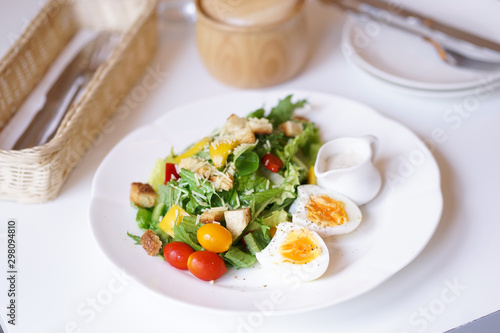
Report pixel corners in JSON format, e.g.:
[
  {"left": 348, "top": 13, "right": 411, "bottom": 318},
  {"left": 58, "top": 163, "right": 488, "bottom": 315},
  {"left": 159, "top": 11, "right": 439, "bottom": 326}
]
[
  {"left": 322, "top": 0, "right": 500, "bottom": 53},
  {"left": 12, "top": 35, "right": 104, "bottom": 150}
]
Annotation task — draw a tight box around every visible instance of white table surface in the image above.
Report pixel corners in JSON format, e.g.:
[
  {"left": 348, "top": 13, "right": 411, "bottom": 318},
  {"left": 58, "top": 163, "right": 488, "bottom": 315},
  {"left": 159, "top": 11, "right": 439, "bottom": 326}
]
[{"left": 1, "top": 0, "right": 500, "bottom": 332}]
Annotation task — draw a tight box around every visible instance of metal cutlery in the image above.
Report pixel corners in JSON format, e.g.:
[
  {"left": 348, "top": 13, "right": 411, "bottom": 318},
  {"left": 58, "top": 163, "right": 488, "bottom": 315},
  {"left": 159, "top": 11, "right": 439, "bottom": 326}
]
[
  {"left": 12, "top": 33, "right": 118, "bottom": 150},
  {"left": 423, "top": 37, "right": 500, "bottom": 71},
  {"left": 321, "top": 0, "right": 500, "bottom": 71}
]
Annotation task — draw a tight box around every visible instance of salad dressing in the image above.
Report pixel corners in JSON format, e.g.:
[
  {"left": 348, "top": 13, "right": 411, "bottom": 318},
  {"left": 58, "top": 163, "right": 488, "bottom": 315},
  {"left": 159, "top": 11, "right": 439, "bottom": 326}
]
[{"left": 323, "top": 151, "right": 363, "bottom": 170}]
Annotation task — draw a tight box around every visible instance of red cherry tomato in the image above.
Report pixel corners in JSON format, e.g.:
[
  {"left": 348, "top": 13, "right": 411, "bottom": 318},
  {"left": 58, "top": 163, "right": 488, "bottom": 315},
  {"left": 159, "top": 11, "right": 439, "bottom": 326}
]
[
  {"left": 197, "top": 223, "right": 232, "bottom": 253},
  {"left": 164, "top": 163, "right": 180, "bottom": 184},
  {"left": 163, "top": 242, "right": 194, "bottom": 270},
  {"left": 187, "top": 251, "right": 227, "bottom": 281},
  {"left": 262, "top": 153, "right": 283, "bottom": 173}
]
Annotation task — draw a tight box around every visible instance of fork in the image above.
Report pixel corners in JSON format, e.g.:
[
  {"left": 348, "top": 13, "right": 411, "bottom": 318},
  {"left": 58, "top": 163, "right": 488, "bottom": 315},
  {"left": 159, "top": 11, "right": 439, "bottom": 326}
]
[{"left": 424, "top": 37, "right": 500, "bottom": 71}]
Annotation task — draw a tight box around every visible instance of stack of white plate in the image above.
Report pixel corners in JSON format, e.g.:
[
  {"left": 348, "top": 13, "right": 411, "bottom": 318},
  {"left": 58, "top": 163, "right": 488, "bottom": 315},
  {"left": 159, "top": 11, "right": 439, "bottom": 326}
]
[{"left": 341, "top": 16, "right": 500, "bottom": 98}]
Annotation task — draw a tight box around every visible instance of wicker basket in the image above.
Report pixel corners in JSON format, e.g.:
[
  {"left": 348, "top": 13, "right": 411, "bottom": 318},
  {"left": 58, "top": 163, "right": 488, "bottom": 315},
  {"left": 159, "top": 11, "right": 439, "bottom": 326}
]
[{"left": 0, "top": 0, "right": 158, "bottom": 203}]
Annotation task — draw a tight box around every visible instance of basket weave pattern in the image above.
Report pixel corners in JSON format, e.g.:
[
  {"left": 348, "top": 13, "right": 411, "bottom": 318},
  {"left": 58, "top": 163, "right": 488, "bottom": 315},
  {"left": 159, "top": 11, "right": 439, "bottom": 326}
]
[{"left": 0, "top": 0, "right": 158, "bottom": 203}]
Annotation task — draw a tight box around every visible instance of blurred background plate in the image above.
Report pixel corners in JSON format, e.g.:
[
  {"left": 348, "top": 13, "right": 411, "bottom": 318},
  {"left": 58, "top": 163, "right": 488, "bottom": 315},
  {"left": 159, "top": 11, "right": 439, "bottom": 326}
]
[{"left": 341, "top": 16, "right": 500, "bottom": 94}]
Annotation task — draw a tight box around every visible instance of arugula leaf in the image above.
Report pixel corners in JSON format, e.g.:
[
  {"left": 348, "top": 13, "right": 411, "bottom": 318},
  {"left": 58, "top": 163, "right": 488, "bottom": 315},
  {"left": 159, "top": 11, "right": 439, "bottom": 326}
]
[
  {"left": 173, "top": 216, "right": 202, "bottom": 251},
  {"left": 246, "top": 107, "right": 265, "bottom": 119},
  {"left": 253, "top": 131, "right": 287, "bottom": 158},
  {"left": 152, "top": 228, "right": 172, "bottom": 245},
  {"left": 240, "top": 188, "right": 282, "bottom": 220},
  {"left": 185, "top": 192, "right": 211, "bottom": 214},
  {"left": 179, "top": 169, "right": 214, "bottom": 196},
  {"left": 172, "top": 169, "right": 217, "bottom": 214},
  {"left": 157, "top": 182, "right": 188, "bottom": 211},
  {"left": 266, "top": 95, "right": 307, "bottom": 127},
  {"left": 127, "top": 232, "right": 142, "bottom": 245}
]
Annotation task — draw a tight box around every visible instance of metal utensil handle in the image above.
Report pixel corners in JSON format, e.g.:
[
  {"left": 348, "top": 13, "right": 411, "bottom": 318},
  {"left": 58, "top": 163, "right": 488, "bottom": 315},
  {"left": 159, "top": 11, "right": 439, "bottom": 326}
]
[
  {"left": 43, "top": 75, "right": 89, "bottom": 144},
  {"left": 11, "top": 95, "right": 68, "bottom": 150}
]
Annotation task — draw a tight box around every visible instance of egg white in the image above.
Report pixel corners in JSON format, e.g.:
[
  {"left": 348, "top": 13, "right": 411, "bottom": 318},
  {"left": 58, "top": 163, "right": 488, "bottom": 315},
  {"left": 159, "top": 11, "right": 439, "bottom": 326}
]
[
  {"left": 289, "top": 185, "right": 362, "bottom": 237},
  {"left": 256, "top": 222, "right": 329, "bottom": 282}
]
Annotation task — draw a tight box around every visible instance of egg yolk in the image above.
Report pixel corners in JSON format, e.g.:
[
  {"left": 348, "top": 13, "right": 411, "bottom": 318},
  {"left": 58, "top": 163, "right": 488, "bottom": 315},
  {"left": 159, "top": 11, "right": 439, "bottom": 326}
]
[
  {"left": 279, "top": 230, "right": 321, "bottom": 264},
  {"left": 306, "top": 195, "right": 348, "bottom": 227}
]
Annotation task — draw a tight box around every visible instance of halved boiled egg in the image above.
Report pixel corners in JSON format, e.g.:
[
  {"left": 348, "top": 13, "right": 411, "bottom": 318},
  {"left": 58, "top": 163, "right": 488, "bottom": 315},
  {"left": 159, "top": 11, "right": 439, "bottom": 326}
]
[
  {"left": 256, "top": 222, "right": 329, "bottom": 282},
  {"left": 289, "top": 185, "right": 362, "bottom": 237}
]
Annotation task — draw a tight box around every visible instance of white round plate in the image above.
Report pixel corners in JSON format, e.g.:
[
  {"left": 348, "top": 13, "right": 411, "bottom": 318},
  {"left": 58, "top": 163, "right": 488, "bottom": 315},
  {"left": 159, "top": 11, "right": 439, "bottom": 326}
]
[
  {"left": 341, "top": 16, "right": 500, "bottom": 93},
  {"left": 89, "top": 90, "right": 443, "bottom": 314}
]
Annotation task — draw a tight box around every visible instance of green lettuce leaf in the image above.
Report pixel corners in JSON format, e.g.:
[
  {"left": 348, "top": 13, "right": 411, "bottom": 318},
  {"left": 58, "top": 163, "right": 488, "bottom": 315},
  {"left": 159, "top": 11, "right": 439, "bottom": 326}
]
[
  {"left": 237, "top": 174, "right": 270, "bottom": 193},
  {"left": 283, "top": 122, "right": 321, "bottom": 164},
  {"left": 224, "top": 247, "right": 257, "bottom": 268},
  {"left": 148, "top": 149, "right": 176, "bottom": 191},
  {"left": 266, "top": 95, "right": 307, "bottom": 127},
  {"left": 270, "top": 162, "right": 301, "bottom": 207},
  {"left": 262, "top": 210, "right": 289, "bottom": 228}
]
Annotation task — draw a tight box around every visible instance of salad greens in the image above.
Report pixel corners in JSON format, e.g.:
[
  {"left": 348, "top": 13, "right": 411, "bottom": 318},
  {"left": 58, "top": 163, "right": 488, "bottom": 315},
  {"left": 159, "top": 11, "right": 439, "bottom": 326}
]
[
  {"left": 266, "top": 95, "right": 307, "bottom": 127},
  {"left": 129, "top": 95, "right": 321, "bottom": 269}
]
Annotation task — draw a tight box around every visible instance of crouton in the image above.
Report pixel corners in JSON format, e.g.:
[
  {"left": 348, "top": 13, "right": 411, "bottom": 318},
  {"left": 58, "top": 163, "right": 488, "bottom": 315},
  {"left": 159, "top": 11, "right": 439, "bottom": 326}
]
[
  {"left": 200, "top": 209, "right": 225, "bottom": 224},
  {"left": 195, "top": 164, "right": 213, "bottom": 179},
  {"left": 292, "top": 115, "right": 309, "bottom": 123},
  {"left": 219, "top": 114, "right": 258, "bottom": 143},
  {"left": 178, "top": 157, "right": 198, "bottom": 170},
  {"left": 178, "top": 157, "right": 213, "bottom": 179},
  {"left": 224, "top": 208, "right": 251, "bottom": 240},
  {"left": 210, "top": 173, "right": 234, "bottom": 191},
  {"left": 247, "top": 117, "right": 273, "bottom": 135},
  {"left": 130, "top": 182, "right": 157, "bottom": 208},
  {"left": 221, "top": 114, "right": 247, "bottom": 135},
  {"left": 281, "top": 121, "right": 303, "bottom": 137},
  {"left": 231, "top": 127, "right": 256, "bottom": 144},
  {"left": 141, "top": 230, "right": 162, "bottom": 256}
]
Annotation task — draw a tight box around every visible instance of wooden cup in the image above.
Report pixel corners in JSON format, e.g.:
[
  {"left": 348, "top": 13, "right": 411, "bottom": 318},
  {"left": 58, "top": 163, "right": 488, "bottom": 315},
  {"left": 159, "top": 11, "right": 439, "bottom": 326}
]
[{"left": 195, "top": 0, "right": 309, "bottom": 88}]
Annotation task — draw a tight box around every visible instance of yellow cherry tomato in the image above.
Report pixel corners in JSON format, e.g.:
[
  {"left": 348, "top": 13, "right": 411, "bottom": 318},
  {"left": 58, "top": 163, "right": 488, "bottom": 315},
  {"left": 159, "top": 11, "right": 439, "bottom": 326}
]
[{"left": 196, "top": 223, "right": 233, "bottom": 253}]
